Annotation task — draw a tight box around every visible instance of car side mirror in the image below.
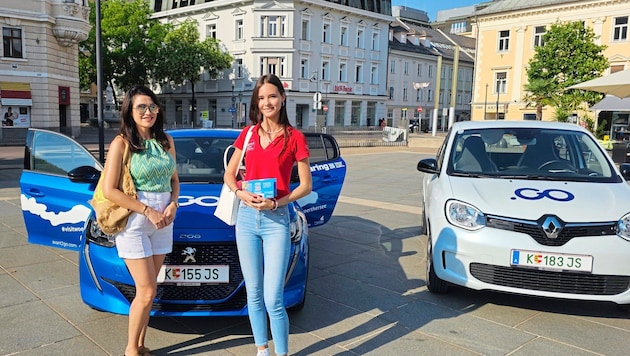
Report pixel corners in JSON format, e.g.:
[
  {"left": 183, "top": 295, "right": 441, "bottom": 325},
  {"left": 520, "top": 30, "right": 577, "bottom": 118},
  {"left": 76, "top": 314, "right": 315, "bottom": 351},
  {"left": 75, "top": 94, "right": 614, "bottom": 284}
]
[
  {"left": 417, "top": 158, "right": 439, "bottom": 174},
  {"left": 68, "top": 165, "right": 101, "bottom": 183}
]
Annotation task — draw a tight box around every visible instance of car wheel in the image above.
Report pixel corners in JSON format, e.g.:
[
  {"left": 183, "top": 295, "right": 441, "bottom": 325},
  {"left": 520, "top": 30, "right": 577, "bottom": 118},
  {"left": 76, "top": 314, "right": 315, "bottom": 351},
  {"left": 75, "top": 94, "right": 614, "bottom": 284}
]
[
  {"left": 288, "top": 251, "right": 309, "bottom": 313},
  {"left": 426, "top": 236, "right": 449, "bottom": 294}
]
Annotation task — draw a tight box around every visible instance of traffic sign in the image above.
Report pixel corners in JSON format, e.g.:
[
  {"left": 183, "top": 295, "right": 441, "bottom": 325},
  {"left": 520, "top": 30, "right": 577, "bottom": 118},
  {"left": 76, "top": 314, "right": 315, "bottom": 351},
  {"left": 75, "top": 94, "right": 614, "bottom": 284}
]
[
  {"left": 417, "top": 106, "right": 423, "bottom": 112},
  {"left": 313, "top": 92, "right": 322, "bottom": 102},
  {"left": 228, "top": 107, "right": 236, "bottom": 113}
]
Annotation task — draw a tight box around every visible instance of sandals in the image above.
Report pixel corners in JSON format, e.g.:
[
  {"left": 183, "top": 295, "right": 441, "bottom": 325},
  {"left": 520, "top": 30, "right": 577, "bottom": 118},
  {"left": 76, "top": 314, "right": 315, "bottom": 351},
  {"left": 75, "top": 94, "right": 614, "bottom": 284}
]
[{"left": 138, "top": 346, "right": 155, "bottom": 356}]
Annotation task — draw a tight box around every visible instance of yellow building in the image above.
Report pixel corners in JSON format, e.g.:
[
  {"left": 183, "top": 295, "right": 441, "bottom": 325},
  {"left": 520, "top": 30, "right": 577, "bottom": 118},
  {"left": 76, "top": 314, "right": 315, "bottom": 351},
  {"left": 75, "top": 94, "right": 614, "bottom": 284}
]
[{"left": 470, "top": 0, "right": 630, "bottom": 122}]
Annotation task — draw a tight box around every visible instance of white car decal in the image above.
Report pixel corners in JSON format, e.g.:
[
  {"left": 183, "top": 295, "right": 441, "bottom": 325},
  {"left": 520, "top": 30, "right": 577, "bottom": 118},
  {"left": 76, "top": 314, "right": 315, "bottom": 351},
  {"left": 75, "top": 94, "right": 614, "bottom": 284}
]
[{"left": 21, "top": 194, "right": 92, "bottom": 226}]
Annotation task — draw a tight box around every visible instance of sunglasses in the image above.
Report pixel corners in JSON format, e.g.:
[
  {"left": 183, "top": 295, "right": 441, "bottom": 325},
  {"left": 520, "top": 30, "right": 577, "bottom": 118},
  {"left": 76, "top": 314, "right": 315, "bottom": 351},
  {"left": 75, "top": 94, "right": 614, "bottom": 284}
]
[{"left": 134, "top": 104, "right": 160, "bottom": 114}]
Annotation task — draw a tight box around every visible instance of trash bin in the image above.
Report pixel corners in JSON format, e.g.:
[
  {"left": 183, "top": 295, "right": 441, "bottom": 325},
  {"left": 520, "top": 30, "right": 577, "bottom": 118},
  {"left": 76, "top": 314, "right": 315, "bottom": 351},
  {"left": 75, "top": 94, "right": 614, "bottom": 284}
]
[{"left": 611, "top": 142, "right": 626, "bottom": 164}]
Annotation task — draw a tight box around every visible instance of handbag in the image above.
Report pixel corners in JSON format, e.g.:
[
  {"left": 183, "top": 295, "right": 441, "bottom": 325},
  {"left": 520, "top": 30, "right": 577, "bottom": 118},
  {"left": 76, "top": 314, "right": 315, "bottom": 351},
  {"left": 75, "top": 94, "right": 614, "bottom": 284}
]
[
  {"left": 214, "top": 126, "right": 254, "bottom": 225},
  {"left": 89, "top": 138, "right": 137, "bottom": 235}
]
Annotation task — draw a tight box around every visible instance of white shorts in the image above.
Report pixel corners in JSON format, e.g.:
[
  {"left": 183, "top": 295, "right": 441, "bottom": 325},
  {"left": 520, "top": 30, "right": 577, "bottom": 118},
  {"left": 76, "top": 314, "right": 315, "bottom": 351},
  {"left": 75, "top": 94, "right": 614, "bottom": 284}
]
[{"left": 115, "top": 191, "right": 173, "bottom": 259}]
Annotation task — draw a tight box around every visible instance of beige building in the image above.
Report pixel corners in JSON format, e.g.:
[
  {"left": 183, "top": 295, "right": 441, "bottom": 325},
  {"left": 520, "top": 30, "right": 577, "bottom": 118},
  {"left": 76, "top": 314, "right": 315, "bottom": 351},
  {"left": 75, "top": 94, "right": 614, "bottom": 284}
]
[
  {"left": 470, "top": 0, "right": 630, "bottom": 123},
  {"left": 0, "top": 0, "right": 90, "bottom": 144}
]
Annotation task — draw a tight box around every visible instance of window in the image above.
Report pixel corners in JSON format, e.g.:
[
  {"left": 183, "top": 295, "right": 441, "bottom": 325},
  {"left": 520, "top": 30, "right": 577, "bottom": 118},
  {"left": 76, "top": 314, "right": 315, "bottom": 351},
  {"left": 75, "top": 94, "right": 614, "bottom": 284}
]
[
  {"left": 206, "top": 24, "right": 217, "bottom": 39},
  {"left": 417, "top": 63, "right": 422, "bottom": 76},
  {"left": 403, "top": 88, "right": 408, "bottom": 101},
  {"left": 260, "top": 57, "right": 285, "bottom": 77},
  {"left": 390, "top": 60, "right": 395, "bottom": 74},
  {"left": 301, "top": 19, "right": 310, "bottom": 40},
  {"left": 236, "top": 20, "right": 244, "bottom": 40},
  {"left": 260, "top": 16, "right": 285, "bottom": 37},
  {"left": 356, "top": 28, "right": 364, "bottom": 48},
  {"left": 389, "top": 87, "right": 394, "bottom": 100},
  {"left": 371, "top": 65, "right": 378, "bottom": 84},
  {"left": 614, "top": 16, "right": 628, "bottom": 41},
  {"left": 371, "top": 31, "right": 379, "bottom": 50},
  {"left": 427, "top": 89, "right": 433, "bottom": 102},
  {"left": 416, "top": 88, "right": 421, "bottom": 102},
  {"left": 404, "top": 61, "right": 409, "bottom": 75},
  {"left": 450, "top": 21, "right": 467, "bottom": 34},
  {"left": 300, "top": 58, "right": 309, "bottom": 79},
  {"left": 498, "top": 30, "right": 510, "bottom": 51},
  {"left": 355, "top": 63, "right": 363, "bottom": 83},
  {"left": 235, "top": 58, "right": 243, "bottom": 78},
  {"left": 339, "top": 61, "right": 347, "bottom": 82},
  {"left": 340, "top": 25, "right": 348, "bottom": 46},
  {"left": 428, "top": 64, "right": 433, "bottom": 78},
  {"left": 2, "top": 27, "right": 22, "bottom": 58},
  {"left": 322, "top": 59, "right": 330, "bottom": 80},
  {"left": 533, "top": 26, "right": 546, "bottom": 47},
  {"left": 495, "top": 72, "right": 507, "bottom": 93},
  {"left": 323, "top": 23, "right": 331, "bottom": 43}
]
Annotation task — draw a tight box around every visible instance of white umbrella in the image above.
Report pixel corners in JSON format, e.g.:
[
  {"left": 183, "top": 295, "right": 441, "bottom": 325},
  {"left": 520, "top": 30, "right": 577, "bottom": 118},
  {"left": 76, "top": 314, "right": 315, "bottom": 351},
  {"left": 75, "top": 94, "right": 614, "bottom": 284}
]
[
  {"left": 568, "top": 69, "right": 630, "bottom": 98},
  {"left": 590, "top": 95, "right": 630, "bottom": 111}
]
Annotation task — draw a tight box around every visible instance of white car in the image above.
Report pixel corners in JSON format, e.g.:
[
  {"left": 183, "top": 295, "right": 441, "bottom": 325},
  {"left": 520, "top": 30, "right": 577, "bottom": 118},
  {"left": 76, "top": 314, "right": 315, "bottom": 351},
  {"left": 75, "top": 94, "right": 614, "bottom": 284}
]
[{"left": 417, "top": 120, "right": 630, "bottom": 306}]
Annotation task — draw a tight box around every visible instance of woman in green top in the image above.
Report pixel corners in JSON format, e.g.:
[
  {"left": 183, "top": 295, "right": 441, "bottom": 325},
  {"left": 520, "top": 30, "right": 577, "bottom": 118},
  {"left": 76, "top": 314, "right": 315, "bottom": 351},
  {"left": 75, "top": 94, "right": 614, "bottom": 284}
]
[{"left": 101, "top": 85, "right": 179, "bottom": 356}]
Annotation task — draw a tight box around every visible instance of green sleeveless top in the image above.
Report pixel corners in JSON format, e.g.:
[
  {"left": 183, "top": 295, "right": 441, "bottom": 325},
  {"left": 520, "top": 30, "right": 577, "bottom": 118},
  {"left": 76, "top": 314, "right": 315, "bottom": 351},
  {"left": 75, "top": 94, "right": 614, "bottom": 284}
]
[{"left": 130, "top": 139, "right": 175, "bottom": 192}]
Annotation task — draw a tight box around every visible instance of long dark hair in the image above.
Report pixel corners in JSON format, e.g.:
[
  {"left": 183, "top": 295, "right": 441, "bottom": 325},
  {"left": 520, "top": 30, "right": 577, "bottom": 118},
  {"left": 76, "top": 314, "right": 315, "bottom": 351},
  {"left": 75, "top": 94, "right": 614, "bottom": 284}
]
[
  {"left": 118, "top": 85, "right": 169, "bottom": 152},
  {"left": 248, "top": 74, "right": 292, "bottom": 152}
]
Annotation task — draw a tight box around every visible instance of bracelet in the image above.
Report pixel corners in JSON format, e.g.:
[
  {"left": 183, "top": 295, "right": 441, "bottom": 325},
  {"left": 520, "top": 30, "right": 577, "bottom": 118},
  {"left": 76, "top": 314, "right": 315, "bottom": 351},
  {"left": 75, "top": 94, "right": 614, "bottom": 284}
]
[
  {"left": 170, "top": 200, "right": 179, "bottom": 208},
  {"left": 234, "top": 188, "right": 241, "bottom": 194},
  {"left": 142, "top": 204, "right": 148, "bottom": 215},
  {"left": 271, "top": 198, "right": 278, "bottom": 211}
]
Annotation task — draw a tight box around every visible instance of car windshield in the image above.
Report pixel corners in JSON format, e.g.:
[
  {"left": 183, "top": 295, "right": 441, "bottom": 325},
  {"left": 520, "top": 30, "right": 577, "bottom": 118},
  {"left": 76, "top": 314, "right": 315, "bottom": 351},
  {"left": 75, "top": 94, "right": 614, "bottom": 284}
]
[
  {"left": 174, "top": 136, "right": 235, "bottom": 183},
  {"left": 447, "top": 128, "right": 618, "bottom": 182}
]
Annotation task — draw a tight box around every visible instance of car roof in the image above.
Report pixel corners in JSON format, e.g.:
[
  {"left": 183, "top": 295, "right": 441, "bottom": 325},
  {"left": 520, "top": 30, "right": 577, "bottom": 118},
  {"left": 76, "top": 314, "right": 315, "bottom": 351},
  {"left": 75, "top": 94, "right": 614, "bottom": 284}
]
[
  {"left": 451, "top": 120, "right": 590, "bottom": 133},
  {"left": 167, "top": 128, "right": 241, "bottom": 139}
]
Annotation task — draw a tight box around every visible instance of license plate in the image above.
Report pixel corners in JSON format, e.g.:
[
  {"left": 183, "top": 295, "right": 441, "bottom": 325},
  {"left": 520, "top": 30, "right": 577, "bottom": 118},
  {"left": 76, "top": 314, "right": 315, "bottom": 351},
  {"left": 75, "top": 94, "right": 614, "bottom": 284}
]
[
  {"left": 510, "top": 250, "right": 593, "bottom": 272},
  {"left": 157, "top": 265, "right": 229, "bottom": 283}
]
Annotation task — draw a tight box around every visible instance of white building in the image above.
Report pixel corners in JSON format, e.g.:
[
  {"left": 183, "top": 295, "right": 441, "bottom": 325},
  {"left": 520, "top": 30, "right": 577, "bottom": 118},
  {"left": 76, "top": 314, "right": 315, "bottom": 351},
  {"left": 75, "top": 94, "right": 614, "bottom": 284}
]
[
  {"left": 149, "top": 0, "right": 393, "bottom": 129},
  {"left": 0, "top": 0, "right": 90, "bottom": 144}
]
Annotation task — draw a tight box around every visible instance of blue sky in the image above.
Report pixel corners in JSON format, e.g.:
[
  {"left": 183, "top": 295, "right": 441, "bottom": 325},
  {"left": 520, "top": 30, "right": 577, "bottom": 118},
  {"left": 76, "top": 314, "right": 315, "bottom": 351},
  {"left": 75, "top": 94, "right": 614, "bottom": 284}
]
[{"left": 392, "top": 0, "right": 480, "bottom": 20}]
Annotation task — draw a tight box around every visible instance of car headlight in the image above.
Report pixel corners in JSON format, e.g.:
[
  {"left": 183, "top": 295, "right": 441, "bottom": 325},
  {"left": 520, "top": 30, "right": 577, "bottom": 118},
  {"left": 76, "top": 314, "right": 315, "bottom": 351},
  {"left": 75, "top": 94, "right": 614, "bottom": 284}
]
[
  {"left": 290, "top": 210, "right": 306, "bottom": 243},
  {"left": 445, "top": 200, "right": 486, "bottom": 231},
  {"left": 86, "top": 216, "right": 116, "bottom": 247},
  {"left": 617, "top": 213, "right": 630, "bottom": 241}
]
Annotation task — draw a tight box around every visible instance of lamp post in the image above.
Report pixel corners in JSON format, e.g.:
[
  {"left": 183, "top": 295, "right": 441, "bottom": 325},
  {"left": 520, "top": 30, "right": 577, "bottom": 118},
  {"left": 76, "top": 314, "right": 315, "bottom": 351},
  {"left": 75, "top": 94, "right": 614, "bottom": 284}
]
[
  {"left": 413, "top": 82, "right": 429, "bottom": 132},
  {"left": 231, "top": 79, "right": 236, "bottom": 128},
  {"left": 238, "top": 91, "right": 243, "bottom": 127},
  {"left": 496, "top": 83, "right": 500, "bottom": 120}
]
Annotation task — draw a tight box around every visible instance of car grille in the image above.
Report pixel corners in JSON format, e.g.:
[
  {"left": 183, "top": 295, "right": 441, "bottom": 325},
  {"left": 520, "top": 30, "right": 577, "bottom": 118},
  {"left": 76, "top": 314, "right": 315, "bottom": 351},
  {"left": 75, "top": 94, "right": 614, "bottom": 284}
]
[
  {"left": 470, "top": 263, "right": 630, "bottom": 295},
  {"left": 485, "top": 215, "right": 617, "bottom": 246},
  {"left": 105, "top": 243, "right": 247, "bottom": 312}
]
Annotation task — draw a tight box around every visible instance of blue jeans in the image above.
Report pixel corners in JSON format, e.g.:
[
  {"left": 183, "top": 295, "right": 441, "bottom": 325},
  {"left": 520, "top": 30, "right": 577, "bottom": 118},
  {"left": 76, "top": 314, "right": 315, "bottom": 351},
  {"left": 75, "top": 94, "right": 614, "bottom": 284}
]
[{"left": 236, "top": 203, "right": 291, "bottom": 355}]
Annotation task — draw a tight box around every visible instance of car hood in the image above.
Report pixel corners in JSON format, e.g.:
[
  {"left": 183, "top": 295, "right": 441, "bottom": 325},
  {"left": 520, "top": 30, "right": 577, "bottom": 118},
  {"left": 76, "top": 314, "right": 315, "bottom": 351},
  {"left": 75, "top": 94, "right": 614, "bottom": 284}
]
[
  {"left": 447, "top": 177, "right": 630, "bottom": 222},
  {"left": 175, "top": 185, "right": 230, "bottom": 230}
]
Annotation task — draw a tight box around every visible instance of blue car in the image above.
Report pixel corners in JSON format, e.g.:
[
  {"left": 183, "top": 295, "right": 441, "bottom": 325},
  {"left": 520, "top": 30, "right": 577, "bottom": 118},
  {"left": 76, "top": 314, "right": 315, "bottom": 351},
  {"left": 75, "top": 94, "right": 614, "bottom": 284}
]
[{"left": 20, "top": 128, "right": 346, "bottom": 316}]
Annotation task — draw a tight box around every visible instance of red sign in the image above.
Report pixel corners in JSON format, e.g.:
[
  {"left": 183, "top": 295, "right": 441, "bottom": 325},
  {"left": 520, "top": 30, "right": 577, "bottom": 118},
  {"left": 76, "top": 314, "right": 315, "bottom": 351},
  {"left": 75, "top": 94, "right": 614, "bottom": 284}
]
[
  {"left": 417, "top": 106, "right": 423, "bottom": 113},
  {"left": 323, "top": 105, "right": 328, "bottom": 112}
]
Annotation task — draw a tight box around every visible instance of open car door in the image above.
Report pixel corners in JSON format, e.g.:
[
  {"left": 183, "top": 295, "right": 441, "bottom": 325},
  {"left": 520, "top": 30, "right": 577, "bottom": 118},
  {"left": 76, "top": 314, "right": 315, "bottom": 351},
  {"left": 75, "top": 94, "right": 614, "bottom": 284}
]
[
  {"left": 20, "top": 129, "right": 101, "bottom": 251},
  {"left": 296, "top": 133, "right": 346, "bottom": 227}
]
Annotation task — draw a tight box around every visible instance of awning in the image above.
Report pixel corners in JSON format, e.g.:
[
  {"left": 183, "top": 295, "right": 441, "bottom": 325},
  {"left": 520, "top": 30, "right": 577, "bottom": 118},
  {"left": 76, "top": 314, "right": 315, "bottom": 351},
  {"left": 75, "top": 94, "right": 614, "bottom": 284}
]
[
  {"left": 590, "top": 95, "right": 630, "bottom": 111},
  {"left": 0, "top": 82, "right": 32, "bottom": 106}
]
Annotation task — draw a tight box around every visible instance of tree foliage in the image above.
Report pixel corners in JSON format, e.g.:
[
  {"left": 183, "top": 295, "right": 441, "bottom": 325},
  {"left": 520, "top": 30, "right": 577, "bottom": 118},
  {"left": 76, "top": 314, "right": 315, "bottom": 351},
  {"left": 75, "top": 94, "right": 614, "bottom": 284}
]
[
  {"left": 525, "top": 21, "right": 608, "bottom": 121},
  {"left": 79, "top": 0, "right": 171, "bottom": 92}
]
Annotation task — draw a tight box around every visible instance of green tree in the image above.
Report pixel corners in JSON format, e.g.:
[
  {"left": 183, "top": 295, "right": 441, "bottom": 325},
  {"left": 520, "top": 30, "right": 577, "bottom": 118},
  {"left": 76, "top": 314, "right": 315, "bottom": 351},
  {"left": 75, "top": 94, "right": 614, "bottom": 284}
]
[
  {"left": 154, "top": 19, "right": 233, "bottom": 125},
  {"left": 79, "top": 0, "right": 170, "bottom": 95},
  {"left": 525, "top": 21, "right": 608, "bottom": 123},
  {"left": 522, "top": 78, "right": 558, "bottom": 120}
]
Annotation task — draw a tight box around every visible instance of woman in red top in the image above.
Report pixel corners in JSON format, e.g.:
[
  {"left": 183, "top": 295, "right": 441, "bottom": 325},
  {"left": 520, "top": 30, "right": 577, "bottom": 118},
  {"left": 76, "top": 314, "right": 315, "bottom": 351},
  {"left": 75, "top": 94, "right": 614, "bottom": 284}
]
[{"left": 224, "top": 74, "right": 312, "bottom": 356}]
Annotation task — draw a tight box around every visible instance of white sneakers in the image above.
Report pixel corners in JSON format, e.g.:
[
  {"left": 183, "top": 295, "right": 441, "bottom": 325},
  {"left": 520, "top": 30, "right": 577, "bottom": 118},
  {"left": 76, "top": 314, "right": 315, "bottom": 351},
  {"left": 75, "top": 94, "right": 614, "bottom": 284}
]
[{"left": 256, "top": 349, "right": 270, "bottom": 356}]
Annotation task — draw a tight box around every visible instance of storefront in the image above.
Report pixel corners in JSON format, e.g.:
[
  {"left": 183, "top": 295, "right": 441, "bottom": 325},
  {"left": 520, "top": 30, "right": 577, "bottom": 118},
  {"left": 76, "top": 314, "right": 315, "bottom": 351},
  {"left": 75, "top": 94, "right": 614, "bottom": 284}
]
[{"left": 1, "top": 82, "right": 32, "bottom": 128}]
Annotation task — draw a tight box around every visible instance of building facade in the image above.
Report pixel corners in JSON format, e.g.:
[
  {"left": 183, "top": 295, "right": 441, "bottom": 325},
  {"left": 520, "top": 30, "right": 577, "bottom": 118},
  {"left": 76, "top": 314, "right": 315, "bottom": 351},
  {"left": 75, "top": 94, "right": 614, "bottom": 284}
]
[
  {"left": 150, "top": 0, "right": 393, "bottom": 130},
  {"left": 388, "top": 6, "right": 475, "bottom": 132},
  {"left": 470, "top": 0, "right": 630, "bottom": 123},
  {"left": 0, "top": 0, "right": 90, "bottom": 144}
]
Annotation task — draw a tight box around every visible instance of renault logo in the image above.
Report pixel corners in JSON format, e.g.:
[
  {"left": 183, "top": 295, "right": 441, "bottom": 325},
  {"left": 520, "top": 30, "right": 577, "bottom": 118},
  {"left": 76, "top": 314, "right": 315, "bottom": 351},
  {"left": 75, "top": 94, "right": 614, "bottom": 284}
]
[{"left": 541, "top": 216, "right": 563, "bottom": 239}]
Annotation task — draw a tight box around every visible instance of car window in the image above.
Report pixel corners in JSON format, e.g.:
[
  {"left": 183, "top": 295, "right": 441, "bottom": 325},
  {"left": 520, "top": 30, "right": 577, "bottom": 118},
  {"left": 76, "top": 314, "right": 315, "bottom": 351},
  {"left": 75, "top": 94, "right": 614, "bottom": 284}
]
[
  {"left": 447, "top": 128, "right": 616, "bottom": 182},
  {"left": 31, "top": 130, "right": 99, "bottom": 175},
  {"left": 174, "top": 137, "right": 228, "bottom": 182}
]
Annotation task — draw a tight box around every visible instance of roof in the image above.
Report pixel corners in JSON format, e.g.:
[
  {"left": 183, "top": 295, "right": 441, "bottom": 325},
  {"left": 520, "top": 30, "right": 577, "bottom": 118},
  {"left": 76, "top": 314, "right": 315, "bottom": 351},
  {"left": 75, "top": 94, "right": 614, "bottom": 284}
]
[{"left": 476, "top": 0, "right": 585, "bottom": 16}]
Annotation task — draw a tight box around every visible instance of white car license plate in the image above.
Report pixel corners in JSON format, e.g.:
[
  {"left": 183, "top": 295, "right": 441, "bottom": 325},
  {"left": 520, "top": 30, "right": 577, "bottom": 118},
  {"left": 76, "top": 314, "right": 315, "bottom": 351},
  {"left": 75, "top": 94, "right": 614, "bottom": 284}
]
[
  {"left": 510, "top": 250, "right": 593, "bottom": 272},
  {"left": 157, "top": 265, "right": 229, "bottom": 283}
]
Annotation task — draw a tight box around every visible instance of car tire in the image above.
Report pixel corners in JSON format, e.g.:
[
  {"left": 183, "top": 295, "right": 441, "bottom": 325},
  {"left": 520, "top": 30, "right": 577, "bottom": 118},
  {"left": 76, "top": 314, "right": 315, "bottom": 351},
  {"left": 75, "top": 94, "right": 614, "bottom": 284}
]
[
  {"left": 288, "top": 249, "right": 309, "bottom": 313},
  {"left": 426, "top": 236, "right": 449, "bottom": 294}
]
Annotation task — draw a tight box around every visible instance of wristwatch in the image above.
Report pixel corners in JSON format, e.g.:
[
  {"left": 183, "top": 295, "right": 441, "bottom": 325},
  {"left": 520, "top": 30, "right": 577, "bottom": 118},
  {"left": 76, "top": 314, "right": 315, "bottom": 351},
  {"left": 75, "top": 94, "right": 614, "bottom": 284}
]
[{"left": 171, "top": 200, "right": 180, "bottom": 208}]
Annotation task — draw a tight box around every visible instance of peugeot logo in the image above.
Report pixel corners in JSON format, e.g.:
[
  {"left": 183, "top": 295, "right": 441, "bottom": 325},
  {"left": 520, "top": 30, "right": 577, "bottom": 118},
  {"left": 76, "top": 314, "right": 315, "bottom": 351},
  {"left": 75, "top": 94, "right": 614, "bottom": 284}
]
[
  {"left": 181, "top": 247, "right": 196, "bottom": 263},
  {"left": 541, "top": 216, "right": 563, "bottom": 239}
]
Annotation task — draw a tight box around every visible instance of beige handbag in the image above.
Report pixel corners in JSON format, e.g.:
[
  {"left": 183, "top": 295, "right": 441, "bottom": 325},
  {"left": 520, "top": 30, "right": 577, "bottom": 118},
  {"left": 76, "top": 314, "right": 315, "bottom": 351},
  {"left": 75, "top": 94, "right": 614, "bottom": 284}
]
[{"left": 90, "top": 138, "right": 137, "bottom": 235}]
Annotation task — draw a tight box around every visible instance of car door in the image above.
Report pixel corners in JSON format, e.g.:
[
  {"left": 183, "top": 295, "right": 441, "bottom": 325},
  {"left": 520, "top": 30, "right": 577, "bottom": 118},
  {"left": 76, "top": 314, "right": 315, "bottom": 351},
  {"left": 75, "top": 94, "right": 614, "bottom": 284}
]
[
  {"left": 296, "top": 133, "right": 346, "bottom": 227},
  {"left": 20, "top": 129, "right": 101, "bottom": 251}
]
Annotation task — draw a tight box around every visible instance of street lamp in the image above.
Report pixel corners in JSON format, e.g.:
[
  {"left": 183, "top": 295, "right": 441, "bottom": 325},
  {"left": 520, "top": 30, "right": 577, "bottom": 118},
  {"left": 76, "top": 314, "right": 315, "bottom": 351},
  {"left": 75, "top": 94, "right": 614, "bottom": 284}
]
[
  {"left": 231, "top": 79, "right": 236, "bottom": 128},
  {"left": 484, "top": 83, "right": 488, "bottom": 120},
  {"left": 238, "top": 91, "right": 243, "bottom": 127}
]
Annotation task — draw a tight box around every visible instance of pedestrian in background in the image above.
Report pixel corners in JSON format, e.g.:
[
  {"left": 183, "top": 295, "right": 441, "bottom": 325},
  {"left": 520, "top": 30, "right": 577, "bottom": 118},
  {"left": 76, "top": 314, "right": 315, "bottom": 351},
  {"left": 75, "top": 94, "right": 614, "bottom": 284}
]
[
  {"left": 102, "top": 85, "right": 179, "bottom": 356},
  {"left": 223, "top": 74, "right": 312, "bottom": 356}
]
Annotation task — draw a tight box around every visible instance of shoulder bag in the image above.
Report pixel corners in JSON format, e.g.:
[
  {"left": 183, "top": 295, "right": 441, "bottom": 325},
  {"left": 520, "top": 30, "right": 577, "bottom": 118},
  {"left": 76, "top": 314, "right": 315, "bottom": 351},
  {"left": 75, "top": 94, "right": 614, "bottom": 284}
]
[
  {"left": 214, "top": 126, "right": 254, "bottom": 225},
  {"left": 90, "top": 138, "right": 137, "bottom": 235}
]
